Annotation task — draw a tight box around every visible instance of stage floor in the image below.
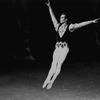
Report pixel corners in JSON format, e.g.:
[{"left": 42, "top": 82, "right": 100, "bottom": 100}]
[{"left": 0, "top": 62, "right": 100, "bottom": 100}]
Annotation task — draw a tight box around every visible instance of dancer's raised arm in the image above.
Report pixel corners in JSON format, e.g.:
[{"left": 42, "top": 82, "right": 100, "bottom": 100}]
[
  {"left": 46, "top": 0, "right": 59, "bottom": 31},
  {"left": 69, "top": 18, "right": 100, "bottom": 32}
]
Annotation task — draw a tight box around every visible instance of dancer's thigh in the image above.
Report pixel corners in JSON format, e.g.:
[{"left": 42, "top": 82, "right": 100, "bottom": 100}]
[
  {"left": 53, "top": 46, "right": 61, "bottom": 62},
  {"left": 59, "top": 45, "right": 69, "bottom": 64}
]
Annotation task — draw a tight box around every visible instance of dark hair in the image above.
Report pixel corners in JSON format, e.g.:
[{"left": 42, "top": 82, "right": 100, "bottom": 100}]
[
  {"left": 60, "top": 13, "right": 67, "bottom": 20},
  {"left": 61, "top": 13, "right": 66, "bottom": 16}
]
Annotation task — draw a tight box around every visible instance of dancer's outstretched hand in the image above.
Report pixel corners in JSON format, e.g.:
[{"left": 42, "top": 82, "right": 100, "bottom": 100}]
[
  {"left": 93, "top": 18, "right": 100, "bottom": 23},
  {"left": 45, "top": 0, "right": 50, "bottom": 7}
]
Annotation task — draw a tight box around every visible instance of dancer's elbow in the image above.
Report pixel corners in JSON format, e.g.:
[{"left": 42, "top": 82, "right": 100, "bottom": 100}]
[{"left": 69, "top": 24, "right": 78, "bottom": 32}]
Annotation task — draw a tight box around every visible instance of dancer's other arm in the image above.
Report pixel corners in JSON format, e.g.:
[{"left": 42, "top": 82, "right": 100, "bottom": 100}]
[
  {"left": 46, "top": 0, "right": 59, "bottom": 31},
  {"left": 69, "top": 18, "right": 100, "bottom": 32}
]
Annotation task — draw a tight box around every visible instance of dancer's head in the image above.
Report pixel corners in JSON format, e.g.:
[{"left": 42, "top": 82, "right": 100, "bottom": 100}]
[{"left": 60, "top": 13, "right": 68, "bottom": 24}]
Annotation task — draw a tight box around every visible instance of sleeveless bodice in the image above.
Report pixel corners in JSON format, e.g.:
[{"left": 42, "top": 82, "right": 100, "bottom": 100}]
[{"left": 56, "top": 23, "right": 70, "bottom": 43}]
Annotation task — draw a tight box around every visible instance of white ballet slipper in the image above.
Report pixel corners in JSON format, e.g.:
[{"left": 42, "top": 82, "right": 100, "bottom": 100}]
[{"left": 46, "top": 82, "right": 53, "bottom": 89}]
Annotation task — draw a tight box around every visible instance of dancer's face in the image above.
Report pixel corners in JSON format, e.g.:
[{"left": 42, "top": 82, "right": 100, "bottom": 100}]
[{"left": 60, "top": 14, "right": 67, "bottom": 24}]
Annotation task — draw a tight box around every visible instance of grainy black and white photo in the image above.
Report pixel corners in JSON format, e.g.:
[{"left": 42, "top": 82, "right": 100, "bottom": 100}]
[{"left": 0, "top": 0, "right": 100, "bottom": 100}]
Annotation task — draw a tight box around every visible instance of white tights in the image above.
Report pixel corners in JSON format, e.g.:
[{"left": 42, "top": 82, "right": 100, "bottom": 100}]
[{"left": 42, "top": 42, "right": 69, "bottom": 89}]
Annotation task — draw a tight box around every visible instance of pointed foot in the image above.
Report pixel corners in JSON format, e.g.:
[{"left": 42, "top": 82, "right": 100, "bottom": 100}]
[
  {"left": 46, "top": 81, "right": 53, "bottom": 90},
  {"left": 42, "top": 79, "right": 50, "bottom": 89}
]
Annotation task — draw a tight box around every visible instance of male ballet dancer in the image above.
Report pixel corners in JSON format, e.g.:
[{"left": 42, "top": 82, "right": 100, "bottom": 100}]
[{"left": 42, "top": 0, "right": 100, "bottom": 89}]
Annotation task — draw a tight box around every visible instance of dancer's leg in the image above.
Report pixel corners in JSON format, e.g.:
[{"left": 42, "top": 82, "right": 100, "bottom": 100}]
[
  {"left": 47, "top": 44, "right": 69, "bottom": 89},
  {"left": 42, "top": 44, "right": 60, "bottom": 88}
]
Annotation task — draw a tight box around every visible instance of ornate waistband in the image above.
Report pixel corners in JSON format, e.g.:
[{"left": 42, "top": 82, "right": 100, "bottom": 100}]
[{"left": 55, "top": 41, "right": 67, "bottom": 48}]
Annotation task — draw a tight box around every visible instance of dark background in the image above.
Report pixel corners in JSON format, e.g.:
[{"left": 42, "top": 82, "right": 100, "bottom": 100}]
[
  {"left": 0, "top": 0, "right": 100, "bottom": 74},
  {"left": 0, "top": 0, "right": 100, "bottom": 99}
]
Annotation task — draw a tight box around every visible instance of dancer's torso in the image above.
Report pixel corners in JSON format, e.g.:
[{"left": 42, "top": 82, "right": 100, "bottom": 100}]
[
  {"left": 55, "top": 23, "right": 70, "bottom": 48},
  {"left": 56, "top": 23, "right": 70, "bottom": 43}
]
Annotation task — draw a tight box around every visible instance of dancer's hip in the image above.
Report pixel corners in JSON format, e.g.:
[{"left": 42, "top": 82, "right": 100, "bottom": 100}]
[{"left": 55, "top": 41, "right": 68, "bottom": 48}]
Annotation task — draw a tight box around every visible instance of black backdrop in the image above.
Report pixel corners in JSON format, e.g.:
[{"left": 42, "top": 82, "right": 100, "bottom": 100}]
[{"left": 1, "top": 0, "right": 100, "bottom": 66}]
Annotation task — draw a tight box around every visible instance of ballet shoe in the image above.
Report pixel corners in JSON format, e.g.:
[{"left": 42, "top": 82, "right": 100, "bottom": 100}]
[
  {"left": 42, "top": 82, "right": 47, "bottom": 88},
  {"left": 42, "top": 79, "right": 50, "bottom": 88},
  {"left": 46, "top": 82, "right": 53, "bottom": 89}
]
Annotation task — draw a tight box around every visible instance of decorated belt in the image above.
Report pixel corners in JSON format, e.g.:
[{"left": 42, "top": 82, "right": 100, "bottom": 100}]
[{"left": 55, "top": 41, "right": 67, "bottom": 48}]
